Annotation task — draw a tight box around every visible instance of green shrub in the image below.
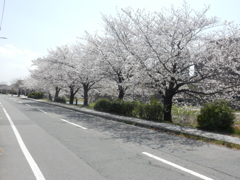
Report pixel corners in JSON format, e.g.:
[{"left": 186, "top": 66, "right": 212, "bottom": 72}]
[
  {"left": 94, "top": 98, "right": 112, "bottom": 112},
  {"left": 27, "top": 92, "right": 44, "bottom": 99},
  {"left": 134, "top": 98, "right": 164, "bottom": 121},
  {"left": 94, "top": 98, "right": 137, "bottom": 116},
  {"left": 197, "top": 100, "right": 235, "bottom": 132},
  {"left": 93, "top": 98, "right": 164, "bottom": 121},
  {"left": 121, "top": 101, "right": 138, "bottom": 116},
  {"left": 54, "top": 96, "right": 66, "bottom": 103},
  {"left": 109, "top": 99, "right": 123, "bottom": 114}
]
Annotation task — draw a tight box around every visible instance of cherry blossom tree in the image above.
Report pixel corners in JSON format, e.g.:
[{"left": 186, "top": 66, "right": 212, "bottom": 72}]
[
  {"left": 102, "top": 4, "right": 240, "bottom": 122},
  {"left": 84, "top": 32, "right": 137, "bottom": 100},
  {"left": 31, "top": 55, "right": 67, "bottom": 101},
  {"left": 71, "top": 41, "right": 104, "bottom": 106},
  {"left": 47, "top": 45, "right": 81, "bottom": 104},
  {"left": 45, "top": 43, "right": 104, "bottom": 106}
]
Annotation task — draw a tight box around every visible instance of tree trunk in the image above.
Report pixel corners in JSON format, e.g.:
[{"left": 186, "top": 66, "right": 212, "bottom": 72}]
[
  {"left": 69, "top": 86, "right": 79, "bottom": 105},
  {"left": 69, "top": 88, "right": 74, "bottom": 104},
  {"left": 54, "top": 87, "right": 61, "bottom": 100},
  {"left": 75, "top": 98, "right": 78, "bottom": 105},
  {"left": 118, "top": 85, "right": 125, "bottom": 100},
  {"left": 83, "top": 84, "right": 89, "bottom": 106},
  {"left": 163, "top": 92, "right": 174, "bottom": 123},
  {"left": 48, "top": 93, "right": 52, "bottom": 101},
  {"left": 18, "top": 88, "right": 21, "bottom": 97}
]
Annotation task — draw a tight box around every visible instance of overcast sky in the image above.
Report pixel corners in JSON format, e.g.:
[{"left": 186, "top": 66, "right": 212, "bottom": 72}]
[{"left": 0, "top": 0, "right": 240, "bottom": 84}]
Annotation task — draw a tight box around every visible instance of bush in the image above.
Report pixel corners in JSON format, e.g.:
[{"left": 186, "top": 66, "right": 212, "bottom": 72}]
[
  {"left": 27, "top": 92, "right": 44, "bottom": 99},
  {"left": 197, "top": 100, "right": 235, "bottom": 132},
  {"left": 134, "top": 100, "right": 164, "bottom": 121},
  {"left": 94, "top": 98, "right": 112, "bottom": 112},
  {"left": 94, "top": 98, "right": 136, "bottom": 116},
  {"left": 109, "top": 99, "right": 123, "bottom": 114},
  {"left": 93, "top": 98, "right": 164, "bottom": 121},
  {"left": 54, "top": 96, "right": 66, "bottom": 103}
]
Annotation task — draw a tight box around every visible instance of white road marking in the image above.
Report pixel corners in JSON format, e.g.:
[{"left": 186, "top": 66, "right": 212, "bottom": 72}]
[
  {"left": 26, "top": 104, "right": 31, "bottom": 106},
  {"left": 61, "top": 119, "right": 87, "bottom": 130},
  {"left": 2, "top": 107, "right": 46, "bottom": 180},
  {"left": 37, "top": 109, "right": 47, "bottom": 114},
  {"left": 18, "top": 101, "right": 22, "bottom": 103},
  {"left": 142, "top": 152, "right": 214, "bottom": 180}
]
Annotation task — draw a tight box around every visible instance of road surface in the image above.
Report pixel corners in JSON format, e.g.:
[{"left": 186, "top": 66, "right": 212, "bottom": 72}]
[{"left": 0, "top": 95, "right": 239, "bottom": 180}]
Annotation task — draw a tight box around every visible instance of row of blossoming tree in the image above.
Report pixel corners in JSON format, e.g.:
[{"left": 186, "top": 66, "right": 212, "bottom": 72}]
[{"left": 24, "top": 3, "right": 240, "bottom": 122}]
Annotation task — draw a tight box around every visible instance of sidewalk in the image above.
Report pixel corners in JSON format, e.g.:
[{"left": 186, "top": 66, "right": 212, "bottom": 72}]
[{"left": 22, "top": 96, "right": 240, "bottom": 146}]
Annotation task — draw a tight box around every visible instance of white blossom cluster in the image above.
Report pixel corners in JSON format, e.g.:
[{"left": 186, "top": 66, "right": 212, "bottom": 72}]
[{"left": 24, "top": 3, "right": 240, "bottom": 121}]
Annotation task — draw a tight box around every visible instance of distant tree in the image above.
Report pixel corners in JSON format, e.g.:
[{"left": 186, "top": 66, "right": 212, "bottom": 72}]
[
  {"left": 0, "top": 82, "right": 10, "bottom": 94},
  {"left": 44, "top": 43, "right": 104, "bottom": 106},
  {"left": 30, "top": 59, "right": 57, "bottom": 100},
  {"left": 10, "top": 79, "right": 24, "bottom": 97}
]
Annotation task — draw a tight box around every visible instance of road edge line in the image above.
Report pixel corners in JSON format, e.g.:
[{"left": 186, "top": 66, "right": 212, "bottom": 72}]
[{"left": 3, "top": 107, "right": 46, "bottom": 180}]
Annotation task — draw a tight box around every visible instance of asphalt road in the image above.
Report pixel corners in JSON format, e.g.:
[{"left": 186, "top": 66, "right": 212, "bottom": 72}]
[{"left": 0, "top": 95, "right": 239, "bottom": 180}]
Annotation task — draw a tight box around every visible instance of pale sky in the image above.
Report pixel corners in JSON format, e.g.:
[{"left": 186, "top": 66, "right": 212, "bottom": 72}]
[{"left": 0, "top": 0, "right": 240, "bottom": 84}]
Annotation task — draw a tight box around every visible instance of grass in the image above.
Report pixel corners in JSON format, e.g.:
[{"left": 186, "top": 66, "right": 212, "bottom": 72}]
[{"left": 172, "top": 105, "right": 200, "bottom": 127}]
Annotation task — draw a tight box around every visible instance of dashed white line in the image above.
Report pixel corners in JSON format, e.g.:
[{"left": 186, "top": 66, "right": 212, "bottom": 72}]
[
  {"left": 18, "top": 101, "right": 22, "bottom": 103},
  {"left": 2, "top": 108, "right": 46, "bottom": 180},
  {"left": 26, "top": 104, "right": 31, "bottom": 107},
  {"left": 142, "top": 152, "right": 214, "bottom": 180},
  {"left": 37, "top": 109, "right": 47, "bottom": 114},
  {"left": 61, "top": 119, "right": 87, "bottom": 130}
]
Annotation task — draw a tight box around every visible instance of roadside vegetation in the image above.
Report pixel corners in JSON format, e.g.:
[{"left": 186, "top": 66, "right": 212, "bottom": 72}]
[
  {"left": 87, "top": 98, "right": 240, "bottom": 137},
  {"left": 25, "top": 92, "right": 240, "bottom": 138}
]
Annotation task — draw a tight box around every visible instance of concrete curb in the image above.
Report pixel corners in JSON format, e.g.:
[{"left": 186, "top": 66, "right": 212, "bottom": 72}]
[{"left": 24, "top": 97, "right": 240, "bottom": 146}]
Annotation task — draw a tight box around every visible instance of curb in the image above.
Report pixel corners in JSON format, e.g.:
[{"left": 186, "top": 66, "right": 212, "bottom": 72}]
[{"left": 23, "top": 97, "right": 240, "bottom": 146}]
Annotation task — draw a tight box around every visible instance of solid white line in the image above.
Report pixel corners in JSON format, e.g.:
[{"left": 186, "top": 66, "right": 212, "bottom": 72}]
[
  {"left": 37, "top": 109, "right": 47, "bottom": 114},
  {"left": 61, "top": 119, "right": 87, "bottom": 130},
  {"left": 142, "top": 152, "right": 214, "bottom": 180},
  {"left": 3, "top": 108, "right": 46, "bottom": 180}
]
